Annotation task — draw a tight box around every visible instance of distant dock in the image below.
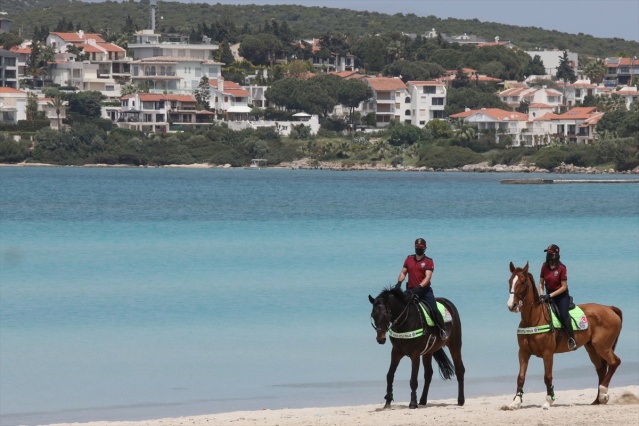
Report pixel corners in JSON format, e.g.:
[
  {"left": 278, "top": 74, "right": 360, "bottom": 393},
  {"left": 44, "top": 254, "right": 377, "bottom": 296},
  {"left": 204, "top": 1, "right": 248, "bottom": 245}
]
[{"left": 500, "top": 178, "right": 639, "bottom": 184}]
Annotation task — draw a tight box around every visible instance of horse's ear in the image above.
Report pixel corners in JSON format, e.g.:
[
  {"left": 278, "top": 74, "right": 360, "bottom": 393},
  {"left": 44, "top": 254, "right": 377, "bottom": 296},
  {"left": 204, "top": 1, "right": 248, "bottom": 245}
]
[
  {"left": 368, "top": 295, "right": 375, "bottom": 304},
  {"left": 509, "top": 261, "right": 515, "bottom": 272},
  {"left": 523, "top": 262, "right": 529, "bottom": 273}
]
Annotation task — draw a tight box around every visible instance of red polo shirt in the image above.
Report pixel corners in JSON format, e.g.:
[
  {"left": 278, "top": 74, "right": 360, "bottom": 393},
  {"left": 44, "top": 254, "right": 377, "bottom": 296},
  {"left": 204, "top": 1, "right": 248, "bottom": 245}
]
[
  {"left": 540, "top": 261, "right": 567, "bottom": 292},
  {"left": 403, "top": 255, "right": 434, "bottom": 289}
]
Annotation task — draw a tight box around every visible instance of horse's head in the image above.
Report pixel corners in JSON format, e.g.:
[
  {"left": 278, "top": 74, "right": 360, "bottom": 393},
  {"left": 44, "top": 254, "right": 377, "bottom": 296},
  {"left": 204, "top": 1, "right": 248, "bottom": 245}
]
[
  {"left": 368, "top": 287, "right": 406, "bottom": 345},
  {"left": 507, "top": 261, "right": 535, "bottom": 312}
]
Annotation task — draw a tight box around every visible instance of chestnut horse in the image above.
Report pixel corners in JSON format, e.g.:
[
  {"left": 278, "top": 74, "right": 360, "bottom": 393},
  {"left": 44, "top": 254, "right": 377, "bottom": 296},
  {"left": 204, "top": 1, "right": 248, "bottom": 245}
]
[
  {"left": 369, "top": 286, "right": 465, "bottom": 409},
  {"left": 506, "top": 262, "right": 622, "bottom": 409}
]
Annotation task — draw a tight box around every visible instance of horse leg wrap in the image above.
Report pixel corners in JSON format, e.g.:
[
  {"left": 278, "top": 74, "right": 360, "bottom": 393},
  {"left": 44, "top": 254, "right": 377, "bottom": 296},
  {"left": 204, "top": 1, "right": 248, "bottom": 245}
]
[
  {"left": 509, "top": 394, "right": 522, "bottom": 410},
  {"left": 542, "top": 394, "right": 555, "bottom": 410},
  {"left": 598, "top": 385, "right": 609, "bottom": 404}
]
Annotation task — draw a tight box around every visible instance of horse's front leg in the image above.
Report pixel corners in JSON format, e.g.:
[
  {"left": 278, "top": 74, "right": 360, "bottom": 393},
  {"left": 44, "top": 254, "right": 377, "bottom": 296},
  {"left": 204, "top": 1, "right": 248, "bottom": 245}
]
[
  {"left": 510, "top": 348, "right": 530, "bottom": 409},
  {"left": 409, "top": 354, "right": 421, "bottom": 409},
  {"left": 384, "top": 347, "right": 402, "bottom": 409},
  {"left": 419, "top": 354, "right": 433, "bottom": 406},
  {"left": 541, "top": 351, "right": 555, "bottom": 410}
]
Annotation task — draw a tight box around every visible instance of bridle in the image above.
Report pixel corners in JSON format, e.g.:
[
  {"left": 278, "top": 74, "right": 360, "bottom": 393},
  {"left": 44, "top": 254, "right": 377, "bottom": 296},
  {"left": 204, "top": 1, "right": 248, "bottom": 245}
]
[
  {"left": 370, "top": 295, "right": 413, "bottom": 332},
  {"left": 510, "top": 270, "right": 548, "bottom": 326}
]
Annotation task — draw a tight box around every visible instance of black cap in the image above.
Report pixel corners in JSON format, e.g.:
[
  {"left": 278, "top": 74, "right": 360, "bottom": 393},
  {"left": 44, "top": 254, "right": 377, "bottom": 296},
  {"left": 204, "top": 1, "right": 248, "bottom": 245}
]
[
  {"left": 415, "top": 238, "right": 427, "bottom": 248},
  {"left": 543, "top": 244, "right": 560, "bottom": 254}
]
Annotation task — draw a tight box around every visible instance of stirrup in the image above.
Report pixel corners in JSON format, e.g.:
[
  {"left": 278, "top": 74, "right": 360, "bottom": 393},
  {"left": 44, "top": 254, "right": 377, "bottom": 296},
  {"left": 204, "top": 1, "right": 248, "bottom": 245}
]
[
  {"left": 440, "top": 329, "right": 449, "bottom": 340},
  {"left": 568, "top": 338, "right": 577, "bottom": 351}
]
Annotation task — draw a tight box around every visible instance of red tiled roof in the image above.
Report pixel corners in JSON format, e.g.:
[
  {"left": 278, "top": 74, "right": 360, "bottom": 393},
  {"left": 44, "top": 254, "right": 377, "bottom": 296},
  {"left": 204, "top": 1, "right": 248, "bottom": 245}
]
[
  {"left": 450, "top": 108, "right": 528, "bottom": 121},
  {"left": 554, "top": 106, "right": 600, "bottom": 120},
  {"left": 0, "top": 87, "right": 27, "bottom": 94},
  {"left": 50, "top": 32, "right": 105, "bottom": 43},
  {"left": 9, "top": 46, "right": 31, "bottom": 54},
  {"left": 366, "top": 77, "right": 407, "bottom": 91}
]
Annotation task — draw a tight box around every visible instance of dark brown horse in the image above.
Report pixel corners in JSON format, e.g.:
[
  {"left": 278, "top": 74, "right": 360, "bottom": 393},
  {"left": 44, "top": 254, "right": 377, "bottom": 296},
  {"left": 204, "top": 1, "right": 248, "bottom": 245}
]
[
  {"left": 369, "top": 286, "right": 465, "bottom": 409},
  {"left": 506, "top": 262, "right": 623, "bottom": 409}
]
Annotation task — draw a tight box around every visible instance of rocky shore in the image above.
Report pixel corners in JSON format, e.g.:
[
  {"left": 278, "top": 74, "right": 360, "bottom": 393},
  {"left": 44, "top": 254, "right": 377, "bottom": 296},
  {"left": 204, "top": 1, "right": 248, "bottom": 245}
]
[{"left": 280, "top": 159, "right": 639, "bottom": 174}]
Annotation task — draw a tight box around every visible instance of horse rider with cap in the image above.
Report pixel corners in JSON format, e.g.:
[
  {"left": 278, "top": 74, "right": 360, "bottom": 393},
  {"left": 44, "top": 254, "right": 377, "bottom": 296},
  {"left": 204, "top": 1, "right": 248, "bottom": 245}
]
[
  {"left": 539, "top": 244, "right": 577, "bottom": 351},
  {"left": 396, "top": 238, "right": 448, "bottom": 340}
]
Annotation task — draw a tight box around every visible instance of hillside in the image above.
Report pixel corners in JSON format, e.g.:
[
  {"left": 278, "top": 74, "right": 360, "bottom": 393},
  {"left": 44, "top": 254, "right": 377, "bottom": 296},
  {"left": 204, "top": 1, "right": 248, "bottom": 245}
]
[{"left": 2, "top": 0, "right": 638, "bottom": 58}]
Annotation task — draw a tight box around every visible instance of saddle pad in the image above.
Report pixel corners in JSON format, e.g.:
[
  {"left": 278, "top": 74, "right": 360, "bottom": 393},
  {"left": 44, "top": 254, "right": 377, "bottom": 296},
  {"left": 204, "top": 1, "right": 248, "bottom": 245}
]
[
  {"left": 419, "top": 301, "right": 453, "bottom": 327},
  {"left": 551, "top": 305, "right": 589, "bottom": 331}
]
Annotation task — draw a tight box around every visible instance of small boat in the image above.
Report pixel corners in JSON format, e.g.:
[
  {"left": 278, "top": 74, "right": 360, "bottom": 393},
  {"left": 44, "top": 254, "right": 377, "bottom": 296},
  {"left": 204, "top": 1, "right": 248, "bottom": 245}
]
[{"left": 245, "top": 159, "right": 267, "bottom": 169}]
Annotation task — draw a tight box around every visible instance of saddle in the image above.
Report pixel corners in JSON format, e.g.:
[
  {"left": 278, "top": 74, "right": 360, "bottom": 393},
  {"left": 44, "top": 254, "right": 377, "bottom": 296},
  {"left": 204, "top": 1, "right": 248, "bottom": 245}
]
[{"left": 547, "top": 296, "right": 588, "bottom": 331}]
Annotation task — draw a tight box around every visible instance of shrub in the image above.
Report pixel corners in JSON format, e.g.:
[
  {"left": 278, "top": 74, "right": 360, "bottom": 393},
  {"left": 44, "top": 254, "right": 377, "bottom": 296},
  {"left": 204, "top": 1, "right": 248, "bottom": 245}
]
[
  {"left": 418, "top": 146, "right": 484, "bottom": 169},
  {"left": 530, "top": 147, "right": 567, "bottom": 170}
]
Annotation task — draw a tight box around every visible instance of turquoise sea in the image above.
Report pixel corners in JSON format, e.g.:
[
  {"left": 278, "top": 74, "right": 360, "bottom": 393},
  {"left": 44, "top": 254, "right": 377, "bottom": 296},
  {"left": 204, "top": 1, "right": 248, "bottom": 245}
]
[{"left": 1, "top": 168, "right": 638, "bottom": 426}]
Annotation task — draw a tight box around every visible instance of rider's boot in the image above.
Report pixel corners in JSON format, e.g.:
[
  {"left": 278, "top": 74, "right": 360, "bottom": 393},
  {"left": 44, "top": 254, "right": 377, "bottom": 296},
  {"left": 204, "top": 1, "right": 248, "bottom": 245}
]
[
  {"left": 437, "top": 314, "right": 448, "bottom": 340},
  {"left": 563, "top": 319, "right": 577, "bottom": 351}
]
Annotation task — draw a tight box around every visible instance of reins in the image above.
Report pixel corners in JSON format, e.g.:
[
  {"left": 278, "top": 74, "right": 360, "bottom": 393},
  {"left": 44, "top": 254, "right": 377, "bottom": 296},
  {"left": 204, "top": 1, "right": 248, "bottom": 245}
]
[
  {"left": 370, "top": 294, "right": 421, "bottom": 332},
  {"left": 513, "top": 272, "right": 550, "bottom": 328}
]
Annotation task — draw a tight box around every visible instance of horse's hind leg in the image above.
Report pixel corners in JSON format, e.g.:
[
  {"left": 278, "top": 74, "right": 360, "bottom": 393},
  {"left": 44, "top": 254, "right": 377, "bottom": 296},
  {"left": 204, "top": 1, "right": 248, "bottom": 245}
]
[
  {"left": 585, "top": 341, "right": 621, "bottom": 405},
  {"left": 449, "top": 345, "right": 465, "bottom": 406},
  {"left": 419, "top": 354, "right": 433, "bottom": 406}
]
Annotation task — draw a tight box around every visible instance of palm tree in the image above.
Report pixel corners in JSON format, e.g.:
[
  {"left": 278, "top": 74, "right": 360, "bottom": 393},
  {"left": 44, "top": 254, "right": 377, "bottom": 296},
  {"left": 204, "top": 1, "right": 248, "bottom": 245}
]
[
  {"left": 584, "top": 59, "right": 607, "bottom": 84},
  {"left": 453, "top": 120, "right": 477, "bottom": 146},
  {"left": 47, "top": 95, "right": 67, "bottom": 130}
]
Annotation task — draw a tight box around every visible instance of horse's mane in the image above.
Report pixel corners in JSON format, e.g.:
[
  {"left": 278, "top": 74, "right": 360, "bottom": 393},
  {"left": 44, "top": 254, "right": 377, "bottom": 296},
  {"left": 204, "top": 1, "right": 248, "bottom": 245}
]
[{"left": 377, "top": 286, "right": 409, "bottom": 303}]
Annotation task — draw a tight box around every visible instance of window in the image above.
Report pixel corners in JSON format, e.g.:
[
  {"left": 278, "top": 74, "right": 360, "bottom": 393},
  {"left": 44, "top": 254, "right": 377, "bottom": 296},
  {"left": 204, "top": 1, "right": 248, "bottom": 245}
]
[
  {"left": 432, "top": 97, "right": 444, "bottom": 105},
  {"left": 405, "top": 109, "right": 411, "bottom": 116},
  {"left": 575, "top": 89, "right": 581, "bottom": 98},
  {"left": 432, "top": 110, "right": 445, "bottom": 119},
  {"left": 423, "top": 86, "right": 436, "bottom": 94},
  {"left": 5, "top": 57, "right": 16, "bottom": 66}
]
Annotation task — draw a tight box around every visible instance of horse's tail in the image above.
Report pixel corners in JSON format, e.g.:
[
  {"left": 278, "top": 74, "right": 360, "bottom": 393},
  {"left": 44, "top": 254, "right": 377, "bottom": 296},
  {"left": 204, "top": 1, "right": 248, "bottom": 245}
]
[
  {"left": 610, "top": 305, "right": 623, "bottom": 351},
  {"left": 433, "top": 348, "right": 455, "bottom": 380}
]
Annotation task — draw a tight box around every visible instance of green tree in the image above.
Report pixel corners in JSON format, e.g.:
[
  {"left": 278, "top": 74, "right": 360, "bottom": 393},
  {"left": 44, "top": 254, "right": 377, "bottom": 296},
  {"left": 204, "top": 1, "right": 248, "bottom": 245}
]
[
  {"left": 66, "top": 91, "right": 106, "bottom": 121},
  {"left": 217, "top": 39, "right": 235, "bottom": 66},
  {"left": 583, "top": 58, "right": 607, "bottom": 84},
  {"left": 239, "top": 33, "right": 282, "bottom": 66},
  {"left": 556, "top": 50, "right": 577, "bottom": 84},
  {"left": 526, "top": 54, "right": 546, "bottom": 76},
  {"left": 336, "top": 79, "right": 373, "bottom": 130},
  {"left": 0, "top": 33, "right": 24, "bottom": 50},
  {"left": 194, "top": 76, "right": 211, "bottom": 109},
  {"left": 47, "top": 95, "right": 67, "bottom": 129},
  {"left": 452, "top": 120, "right": 477, "bottom": 146}
]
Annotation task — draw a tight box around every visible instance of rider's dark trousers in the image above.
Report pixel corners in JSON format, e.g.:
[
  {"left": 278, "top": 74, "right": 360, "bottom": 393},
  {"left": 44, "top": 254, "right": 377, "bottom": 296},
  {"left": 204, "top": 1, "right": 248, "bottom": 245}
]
[
  {"left": 552, "top": 291, "right": 574, "bottom": 339},
  {"left": 418, "top": 286, "right": 446, "bottom": 331}
]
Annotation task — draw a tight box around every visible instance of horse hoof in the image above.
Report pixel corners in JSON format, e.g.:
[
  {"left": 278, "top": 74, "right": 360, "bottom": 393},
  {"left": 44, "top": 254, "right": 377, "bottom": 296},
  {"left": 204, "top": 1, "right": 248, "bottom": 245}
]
[
  {"left": 383, "top": 403, "right": 391, "bottom": 409},
  {"left": 509, "top": 399, "right": 521, "bottom": 410},
  {"left": 409, "top": 401, "right": 418, "bottom": 409},
  {"left": 598, "top": 385, "right": 609, "bottom": 404}
]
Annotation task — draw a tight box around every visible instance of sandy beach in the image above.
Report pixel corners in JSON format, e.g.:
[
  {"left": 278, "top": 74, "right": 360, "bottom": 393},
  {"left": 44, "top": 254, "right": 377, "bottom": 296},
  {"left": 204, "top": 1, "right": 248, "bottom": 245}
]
[{"left": 41, "top": 385, "right": 639, "bottom": 426}]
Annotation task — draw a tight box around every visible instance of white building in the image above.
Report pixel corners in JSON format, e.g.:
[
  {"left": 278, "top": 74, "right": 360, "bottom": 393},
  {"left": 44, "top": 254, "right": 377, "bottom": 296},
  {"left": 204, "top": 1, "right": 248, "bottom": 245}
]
[
  {"left": 361, "top": 77, "right": 408, "bottom": 128},
  {"left": 405, "top": 81, "right": 447, "bottom": 126},
  {"left": 524, "top": 50, "right": 579, "bottom": 76},
  {"left": 128, "top": 29, "right": 219, "bottom": 61},
  {"left": 130, "top": 56, "right": 223, "bottom": 94},
  {"left": 0, "top": 87, "right": 27, "bottom": 123}
]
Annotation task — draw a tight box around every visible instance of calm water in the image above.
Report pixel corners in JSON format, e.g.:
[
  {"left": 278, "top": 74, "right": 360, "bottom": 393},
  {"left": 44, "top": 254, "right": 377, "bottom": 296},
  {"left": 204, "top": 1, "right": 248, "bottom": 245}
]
[{"left": 1, "top": 168, "right": 638, "bottom": 425}]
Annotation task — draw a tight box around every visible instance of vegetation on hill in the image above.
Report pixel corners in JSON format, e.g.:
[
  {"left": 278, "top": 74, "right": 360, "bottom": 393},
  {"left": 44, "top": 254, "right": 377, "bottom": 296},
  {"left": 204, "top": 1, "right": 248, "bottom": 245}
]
[{"left": 3, "top": 0, "right": 638, "bottom": 58}]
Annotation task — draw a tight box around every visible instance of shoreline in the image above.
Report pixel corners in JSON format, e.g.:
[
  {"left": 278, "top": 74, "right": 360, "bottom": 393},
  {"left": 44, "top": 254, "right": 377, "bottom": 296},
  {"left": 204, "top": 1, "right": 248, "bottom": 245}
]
[
  {"left": 38, "top": 385, "right": 639, "bottom": 426},
  {"left": 1, "top": 160, "right": 638, "bottom": 174}
]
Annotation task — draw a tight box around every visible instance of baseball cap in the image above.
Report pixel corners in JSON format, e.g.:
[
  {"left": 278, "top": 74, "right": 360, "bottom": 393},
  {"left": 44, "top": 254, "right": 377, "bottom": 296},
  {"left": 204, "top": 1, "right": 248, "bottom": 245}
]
[
  {"left": 543, "top": 244, "right": 560, "bottom": 254},
  {"left": 415, "top": 238, "right": 427, "bottom": 248}
]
